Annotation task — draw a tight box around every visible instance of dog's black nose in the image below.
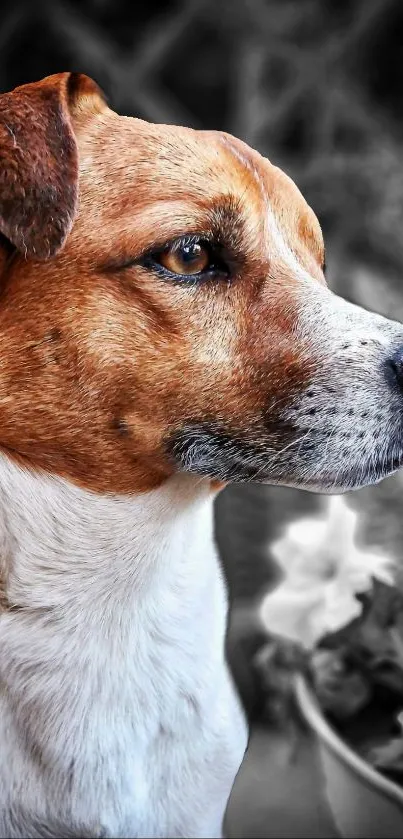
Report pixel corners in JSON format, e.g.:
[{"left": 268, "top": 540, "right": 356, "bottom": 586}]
[{"left": 388, "top": 346, "right": 403, "bottom": 392}]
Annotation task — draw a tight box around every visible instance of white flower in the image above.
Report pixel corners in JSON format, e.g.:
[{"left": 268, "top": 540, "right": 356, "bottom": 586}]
[{"left": 259, "top": 496, "right": 394, "bottom": 649}]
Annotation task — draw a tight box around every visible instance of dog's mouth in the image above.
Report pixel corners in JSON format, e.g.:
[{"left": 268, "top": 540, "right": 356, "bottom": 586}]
[
  {"left": 166, "top": 421, "right": 403, "bottom": 492},
  {"left": 278, "top": 451, "right": 403, "bottom": 494}
]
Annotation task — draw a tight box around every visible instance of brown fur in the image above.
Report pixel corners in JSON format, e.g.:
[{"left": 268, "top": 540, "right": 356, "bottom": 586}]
[{"left": 0, "top": 74, "right": 325, "bottom": 495}]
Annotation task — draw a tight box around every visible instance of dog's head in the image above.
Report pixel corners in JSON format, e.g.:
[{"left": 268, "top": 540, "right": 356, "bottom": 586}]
[{"left": 0, "top": 72, "right": 402, "bottom": 495}]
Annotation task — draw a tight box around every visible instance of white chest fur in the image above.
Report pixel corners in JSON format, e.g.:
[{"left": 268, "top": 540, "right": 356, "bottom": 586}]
[{"left": 0, "top": 459, "right": 247, "bottom": 838}]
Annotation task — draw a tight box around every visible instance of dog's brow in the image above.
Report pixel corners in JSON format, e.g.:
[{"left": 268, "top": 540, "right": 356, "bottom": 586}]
[
  {"left": 99, "top": 196, "right": 246, "bottom": 273},
  {"left": 206, "top": 196, "right": 246, "bottom": 248}
]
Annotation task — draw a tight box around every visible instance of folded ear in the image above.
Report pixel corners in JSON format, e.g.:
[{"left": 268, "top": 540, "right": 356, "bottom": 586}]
[{"left": 0, "top": 72, "right": 106, "bottom": 260}]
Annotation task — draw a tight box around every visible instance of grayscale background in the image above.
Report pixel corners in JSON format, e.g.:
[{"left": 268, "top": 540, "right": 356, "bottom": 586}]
[{"left": 2, "top": 1, "right": 403, "bottom": 836}]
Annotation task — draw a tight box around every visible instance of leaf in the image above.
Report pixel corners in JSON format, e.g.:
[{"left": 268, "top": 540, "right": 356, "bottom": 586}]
[
  {"left": 252, "top": 637, "right": 308, "bottom": 725},
  {"left": 368, "top": 736, "right": 403, "bottom": 777},
  {"left": 319, "top": 580, "right": 403, "bottom": 692},
  {"left": 360, "top": 579, "right": 403, "bottom": 629},
  {"left": 310, "top": 648, "right": 371, "bottom": 720}
]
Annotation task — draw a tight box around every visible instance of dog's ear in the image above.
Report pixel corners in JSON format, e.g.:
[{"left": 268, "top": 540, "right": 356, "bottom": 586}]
[{"left": 0, "top": 73, "right": 106, "bottom": 260}]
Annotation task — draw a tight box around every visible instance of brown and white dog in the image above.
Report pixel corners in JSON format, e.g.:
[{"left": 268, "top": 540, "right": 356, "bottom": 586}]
[{"left": 0, "top": 72, "right": 403, "bottom": 838}]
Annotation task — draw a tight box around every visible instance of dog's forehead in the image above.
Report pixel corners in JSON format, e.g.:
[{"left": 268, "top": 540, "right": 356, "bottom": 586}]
[
  {"left": 83, "top": 111, "right": 302, "bottom": 204},
  {"left": 76, "top": 109, "right": 324, "bottom": 268},
  {"left": 80, "top": 113, "right": 258, "bottom": 200}
]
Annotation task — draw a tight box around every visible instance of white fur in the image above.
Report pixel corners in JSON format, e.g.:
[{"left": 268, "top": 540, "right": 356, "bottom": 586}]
[{"left": 0, "top": 456, "right": 247, "bottom": 838}]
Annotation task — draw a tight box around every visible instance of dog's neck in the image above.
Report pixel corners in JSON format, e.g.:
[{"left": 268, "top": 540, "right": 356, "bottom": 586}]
[
  {"left": 0, "top": 454, "right": 239, "bottom": 837},
  {"left": 0, "top": 453, "right": 216, "bottom": 617},
  {"left": 0, "top": 453, "right": 222, "bottom": 721}
]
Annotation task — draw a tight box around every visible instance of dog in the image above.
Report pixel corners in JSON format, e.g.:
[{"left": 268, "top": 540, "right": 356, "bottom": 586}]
[{"left": 0, "top": 72, "right": 403, "bottom": 838}]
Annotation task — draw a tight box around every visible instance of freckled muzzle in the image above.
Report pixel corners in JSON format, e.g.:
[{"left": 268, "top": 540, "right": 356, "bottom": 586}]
[
  {"left": 280, "top": 287, "right": 403, "bottom": 492},
  {"left": 167, "top": 288, "right": 403, "bottom": 494}
]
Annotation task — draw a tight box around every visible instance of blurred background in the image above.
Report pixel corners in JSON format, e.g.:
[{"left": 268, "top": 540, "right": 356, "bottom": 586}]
[{"left": 2, "top": 0, "right": 403, "bottom": 835}]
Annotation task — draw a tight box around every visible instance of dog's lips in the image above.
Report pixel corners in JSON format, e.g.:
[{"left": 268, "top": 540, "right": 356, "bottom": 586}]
[
  {"left": 166, "top": 417, "right": 403, "bottom": 492},
  {"left": 275, "top": 452, "right": 403, "bottom": 494},
  {"left": 226, "top": 431, "right": 403, "bottom": 491}
]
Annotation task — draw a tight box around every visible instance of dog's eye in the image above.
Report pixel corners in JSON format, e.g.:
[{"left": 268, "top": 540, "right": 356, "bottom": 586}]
[
  {"left": 102, "top": 236, "right": 229, "bottom": 280},
  {"left": 143, "top": 235, "right": 229, "bottom": 281},
  {"left": 158, "top": 241, "right": 210, "bottom": 276}
]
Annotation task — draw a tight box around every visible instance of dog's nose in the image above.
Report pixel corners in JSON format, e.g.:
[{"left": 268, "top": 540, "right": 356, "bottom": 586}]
[{"left": 387, "top": 346, "right": 403, "bottom": 392}]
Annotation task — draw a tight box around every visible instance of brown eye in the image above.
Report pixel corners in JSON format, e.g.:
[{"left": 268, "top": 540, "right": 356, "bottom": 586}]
[{"left": 158, "top": 241, "right": 210, "bottom": 275}]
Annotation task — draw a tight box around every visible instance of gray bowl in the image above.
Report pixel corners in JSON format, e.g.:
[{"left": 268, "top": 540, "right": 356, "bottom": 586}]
[{"left": 295, "top": 674, "right": 403, "bottom": 838}]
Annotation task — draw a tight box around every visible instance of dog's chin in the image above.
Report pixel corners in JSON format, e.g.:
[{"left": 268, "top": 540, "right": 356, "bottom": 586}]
[
  {"left": 241, "top": 449, "right": 403, "bottom": 493},
  {"left": 253, "top": 449, "right": 403, "bottom": 493},
  {"left": 166, "top": 423, "right": 403, "bottom": 494},
  {"left": 266, "top": 466, "right": 401, "bottom": 495}
]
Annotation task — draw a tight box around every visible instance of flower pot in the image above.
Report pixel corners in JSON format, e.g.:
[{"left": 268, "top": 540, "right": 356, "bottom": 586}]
[{"left": 295, "top": 674, "right": 403, "bottom": 838}]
